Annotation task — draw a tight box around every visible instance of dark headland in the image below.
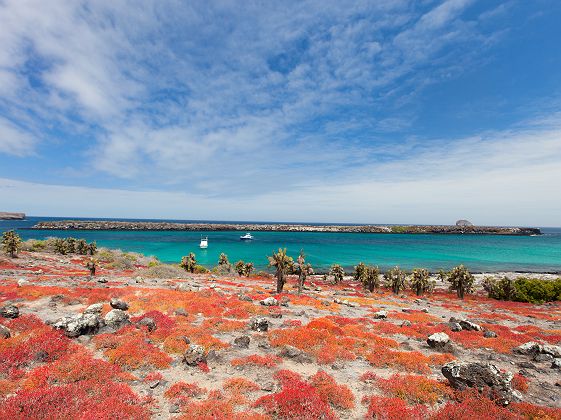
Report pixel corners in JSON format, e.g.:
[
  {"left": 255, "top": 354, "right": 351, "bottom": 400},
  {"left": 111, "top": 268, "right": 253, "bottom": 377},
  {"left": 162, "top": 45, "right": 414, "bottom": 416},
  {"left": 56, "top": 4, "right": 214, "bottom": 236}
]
[
  {"left": 31, "top": 220, "right": 541, "bottom": 235},
  {"left": 0, "top": 212, "right": 25, "bottom": 220}
]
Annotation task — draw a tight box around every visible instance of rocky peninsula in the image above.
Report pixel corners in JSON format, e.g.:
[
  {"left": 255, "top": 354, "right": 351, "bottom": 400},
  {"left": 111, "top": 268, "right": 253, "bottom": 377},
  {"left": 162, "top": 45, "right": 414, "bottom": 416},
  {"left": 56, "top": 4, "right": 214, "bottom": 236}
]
[
  {"left": 31, "top": 220, "right": 541, "bottom": 235},
  {"left": 0, "top": 212, "right": 25, "bottom": 220}
]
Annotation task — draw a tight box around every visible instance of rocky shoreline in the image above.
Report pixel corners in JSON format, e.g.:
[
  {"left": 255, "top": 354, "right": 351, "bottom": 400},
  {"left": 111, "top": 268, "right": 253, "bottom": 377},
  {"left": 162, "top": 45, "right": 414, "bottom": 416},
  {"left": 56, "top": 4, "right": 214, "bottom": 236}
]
[
  {"left": 0, "top": 212, "right": 25, "bottom": 220},
  {"left": 30, "top": 220, "right": 541, "bottom": 235}
]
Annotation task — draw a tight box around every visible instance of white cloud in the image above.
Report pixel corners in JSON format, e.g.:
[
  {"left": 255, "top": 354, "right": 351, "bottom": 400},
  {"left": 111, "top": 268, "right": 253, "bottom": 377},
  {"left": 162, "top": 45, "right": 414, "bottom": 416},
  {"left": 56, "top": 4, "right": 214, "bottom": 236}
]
[
  {"left": 0, "top": 117, "right": 36, "bottom": 156},
  {"left": 2, "top": 119, "right": 561, "bottom": 226},
  {"left": 0, "top": 0, "right": 504, "bottom": 190}
]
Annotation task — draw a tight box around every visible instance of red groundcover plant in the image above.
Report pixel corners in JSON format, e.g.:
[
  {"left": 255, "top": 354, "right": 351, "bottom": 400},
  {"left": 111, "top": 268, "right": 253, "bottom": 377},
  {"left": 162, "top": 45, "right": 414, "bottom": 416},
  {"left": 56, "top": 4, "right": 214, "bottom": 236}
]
[
  {"left": 254, "top": 369, "right": 354, "bottom": 419},
  {"left": 0, "top": 380, "right": 150, "bottom": 420}
]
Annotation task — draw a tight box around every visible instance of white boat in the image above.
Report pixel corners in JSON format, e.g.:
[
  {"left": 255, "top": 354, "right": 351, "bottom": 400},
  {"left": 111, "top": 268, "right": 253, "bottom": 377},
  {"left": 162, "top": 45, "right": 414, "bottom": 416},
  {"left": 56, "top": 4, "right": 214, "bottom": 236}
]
[
  {"left": 199, "top": 236, "right": 208, "bottom": 249},
  {"left": 240, "top": 232, "right": 254, "bottom": 241}
]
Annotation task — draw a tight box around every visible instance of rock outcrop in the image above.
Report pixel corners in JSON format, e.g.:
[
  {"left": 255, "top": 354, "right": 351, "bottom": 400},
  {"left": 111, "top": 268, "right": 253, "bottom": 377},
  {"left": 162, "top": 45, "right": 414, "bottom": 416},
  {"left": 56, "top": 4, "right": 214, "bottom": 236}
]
[
  {"left": 0, "top": 212, "right": 25, "bottom": 220},
  {"left": 53, "top": 313, "right": 103, "bottom": 337},
  {"left": 0, "top": 305, "right": 19, "bottom": 319},
  {"left": 441, "top": 361, "right": 521, "bottom": 405},
  {"left": 427, "top": 332, "right": 451, "bottom": 349}
]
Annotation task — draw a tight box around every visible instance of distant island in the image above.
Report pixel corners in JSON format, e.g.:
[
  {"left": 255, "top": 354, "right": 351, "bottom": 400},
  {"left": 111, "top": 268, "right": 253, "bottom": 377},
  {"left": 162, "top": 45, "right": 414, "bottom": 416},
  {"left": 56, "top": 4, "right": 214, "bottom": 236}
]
[
  {"left": 0, "top": 212, "right": 25, "bottom": 220},
  {"left": 31, "top": 220, "right": 541, "bottom": 235}
]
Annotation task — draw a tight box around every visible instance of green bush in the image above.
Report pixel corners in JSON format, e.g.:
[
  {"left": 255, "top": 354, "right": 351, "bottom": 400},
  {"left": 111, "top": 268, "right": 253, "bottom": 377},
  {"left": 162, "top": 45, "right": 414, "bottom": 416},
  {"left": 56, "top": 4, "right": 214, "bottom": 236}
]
[
  {"left": 483, "top": 276, "right": 561, "bottom": 303},
  {"left": 512, "top": 278, "right": 561, "bottom": 303}
]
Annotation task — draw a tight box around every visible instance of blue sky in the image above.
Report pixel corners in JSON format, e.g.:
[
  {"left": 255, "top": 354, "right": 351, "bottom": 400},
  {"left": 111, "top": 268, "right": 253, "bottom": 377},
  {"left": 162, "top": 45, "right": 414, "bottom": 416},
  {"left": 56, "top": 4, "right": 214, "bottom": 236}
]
[{"left": 1, "top": 0, "right": 561, "bottom": 225}]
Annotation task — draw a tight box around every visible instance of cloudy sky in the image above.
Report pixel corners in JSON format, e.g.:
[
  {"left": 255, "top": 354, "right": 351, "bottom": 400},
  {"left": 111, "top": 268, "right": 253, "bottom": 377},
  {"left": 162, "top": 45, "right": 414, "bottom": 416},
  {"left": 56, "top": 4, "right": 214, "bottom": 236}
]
[{"left": 1, "top": 0, "right": 560, "bottom": 225}]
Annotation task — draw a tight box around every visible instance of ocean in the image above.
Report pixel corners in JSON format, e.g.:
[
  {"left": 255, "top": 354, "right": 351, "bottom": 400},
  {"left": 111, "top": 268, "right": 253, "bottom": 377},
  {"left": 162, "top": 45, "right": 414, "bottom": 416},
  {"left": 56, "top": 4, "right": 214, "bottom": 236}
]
[{"left": 2, "top": 217, "right": 561, "bottom": 273}]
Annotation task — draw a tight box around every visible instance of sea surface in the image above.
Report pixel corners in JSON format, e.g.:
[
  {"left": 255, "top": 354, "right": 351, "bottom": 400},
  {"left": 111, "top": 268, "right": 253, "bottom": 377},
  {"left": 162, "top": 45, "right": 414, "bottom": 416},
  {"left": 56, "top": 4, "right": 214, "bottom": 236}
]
[{"left": 2, "top": 217, "right": 561, "bottom": 273}]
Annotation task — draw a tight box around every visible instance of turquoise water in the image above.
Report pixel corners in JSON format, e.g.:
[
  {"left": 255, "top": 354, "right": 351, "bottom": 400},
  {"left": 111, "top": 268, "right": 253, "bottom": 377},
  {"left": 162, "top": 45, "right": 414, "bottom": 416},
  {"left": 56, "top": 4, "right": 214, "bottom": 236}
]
[{"left": 2, "top": 217, "right": 561, "bottom": 273}]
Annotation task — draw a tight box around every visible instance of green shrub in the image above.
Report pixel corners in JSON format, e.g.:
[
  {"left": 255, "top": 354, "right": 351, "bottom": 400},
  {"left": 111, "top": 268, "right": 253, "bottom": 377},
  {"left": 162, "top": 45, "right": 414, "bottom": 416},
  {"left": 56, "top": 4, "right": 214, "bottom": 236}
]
[
  {"left": 446, "top": 265, "right": 475, "bottom": 299},
  {"left": 410, "top": 268, "right": 434, "bottom": 296},
  {"left": 384, "top": 266, "right": 407, "bottom": 294},
  {"left": 512, "top": 278, "right": 561, "bottom": 304},
  {"left": 194, "top": 265, "right": 210, "bottom": 274},
  {"left": 329, "top": 264, "right": 345, "bottom": 284}
]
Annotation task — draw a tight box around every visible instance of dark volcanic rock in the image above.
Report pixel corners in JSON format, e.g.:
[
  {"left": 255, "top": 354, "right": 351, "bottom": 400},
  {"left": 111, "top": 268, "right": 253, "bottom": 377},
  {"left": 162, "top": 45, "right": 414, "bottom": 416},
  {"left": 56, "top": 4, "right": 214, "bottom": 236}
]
[
  {"left": 110, "top": 298, "right": 129, "bottom": 311},
  {"left": 0, "top": 304, "right": 19, "bottom": 319},
  {"left": 233, "top": 335, "right": 250, "bottom": 348},
  {"left": 249, "top": 317, "right": 269, "bottom": 332},
  {"left": 0, "top": 324, "right": 11, "bottom": 339},
  {"left": 442, "top": 361, "right": 521, "bottom": 405}
]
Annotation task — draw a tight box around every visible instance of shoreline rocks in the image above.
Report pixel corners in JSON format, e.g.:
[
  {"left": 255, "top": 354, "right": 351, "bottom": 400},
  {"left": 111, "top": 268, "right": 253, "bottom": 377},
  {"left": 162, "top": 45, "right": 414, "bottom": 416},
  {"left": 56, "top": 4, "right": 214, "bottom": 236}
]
[{"left": 31, "top": 220, "right": 541, "bottom": 236}]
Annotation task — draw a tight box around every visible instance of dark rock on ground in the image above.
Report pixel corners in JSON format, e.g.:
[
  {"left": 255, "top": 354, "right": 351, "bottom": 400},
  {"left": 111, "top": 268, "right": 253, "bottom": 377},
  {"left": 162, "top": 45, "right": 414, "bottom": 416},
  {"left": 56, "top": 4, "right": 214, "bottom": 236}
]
[
  {"left": 0, "top": 304, "right": 19, "bottom": 319},
  {"left": 442, "top": 361, "right": 521, "bottom": 405},
  {"left": 137, "top": 317, "right": 156, "bottom": 332},
  {"left": 183, "top": 344, "right": 206, "bottom": 366},
  {"left": 110, "top": 298, "right": 129, "bottom": 311},
  {"left": 0, "top": 324, "right": 11, "bottom": 338},
  {"left": 249, "top": 317, "right": 269, "bottom": 332},
  {"left": 233, "top": 335, "right": 250, "bottom": 348},
  {"left": 427, "top": 332, "right": 451, "bottom": 349}
]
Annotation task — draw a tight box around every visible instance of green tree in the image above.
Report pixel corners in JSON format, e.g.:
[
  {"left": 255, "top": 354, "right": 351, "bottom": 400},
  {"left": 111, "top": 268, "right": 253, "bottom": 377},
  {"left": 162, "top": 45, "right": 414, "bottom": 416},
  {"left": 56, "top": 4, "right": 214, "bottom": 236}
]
[
  {"left": 85, "top": 258, "right": 97, "bottom": 276},
  {"left": 87, "top": 242, "right": 97, "bottom": 256},
  {"left": 235, "top": 260, "right": 246, "bottom": 276},
  {"left": 354, "top": 262, "right": 367, "bottom": 283},
  {"left": 447, "top": 265, "right": 475, "bottom": 299},
  {"left": 65, "top": 237, "right": 77, "bottom": 254},
  {"left": 410, "top": 268, "right": 434, "bottom": 296},
  {"left": 363, "top": 265, "right": 380, "bottom": 292},
  {"left": 329, "top": 264, "right": 345, "bottom": 284},
  {"left": 295, "top": 250, "right": 313, "bottom": 294},
  {"left": 53, "top": 238, "right": 67, "bottom": 255},
  {"left": 76, "top": 239, "right": 88, "bottom": 255},
  {"left": 2, "top": 230, "right": 21, "bottom": 258},
  {"left": 384, "top": 266, "right": 407, "bottom": 294},
  {"left": 180, "top": 252, "right": 197, "bottom": 273},
  {"left": 243, "top": 262, "right": 254, "bottom": 277},
  {"left": 268, "top": 248, "right": 293, "bottom": 293}
]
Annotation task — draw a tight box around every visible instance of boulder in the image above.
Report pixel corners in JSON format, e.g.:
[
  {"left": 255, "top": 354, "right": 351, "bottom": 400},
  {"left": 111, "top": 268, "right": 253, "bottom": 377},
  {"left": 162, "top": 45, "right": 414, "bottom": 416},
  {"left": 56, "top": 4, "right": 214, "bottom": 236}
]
[
  {"left": 458, "top": 319, "right": 482, "bottom": 331},
  {"left": 441, "top": 361, "right": 521, "bottom": 405},
  {"left": 249, "top": 317, "right": 269, "bottom": 332},
  {"left": 401, "top": 320, "right": 412, "bottom": 327},
  {"left": 233, "top": 335, "right": 250, "bottom": 348},
  {"left": 374, "top": 310, "right": 388, "bottom": 319},
  {"left": 137, "top": 317, "right": 156, "bottom": 332},
  {"left": 260, "top": 297, "right": 278, "bottom": 306},
  {"left": 542, "top": 345, "right": 561, "bottom": 359},
  {"left": 514, "top": 342, "right": 543, "bottom": 355},
  {"left": 449, "top": 322, "right": 463, "bottom": 332},
  {"left": 456, "top": 220, "right": 473, "bottom": 227},
  {"left": 104, "top": 309, "right": 130, "bottom": 328},
  {"left": 110, "top": 298, "right": 129, "bottom": 311},
  {"left": 0, "top": 324, "right": 10, "bottom": 339},
  {"left": 484, "top": 330, "right": 498, "bottom": 338},
  {"left": 0, "top": 304, "right": 19, "bottom": 319},
  {"left": 534, "top": 353, "right": 554, "bottom": 363},
  {"left": 427, "top": 332, "right": 450, "bottom": 349},
  {"left": 84, "top": 303, "right": 104, "bottom": 314},
  {"left": 552, "top": 358, "right": 561, "bottom": 370},
  {"left": 53, "top": 313, "right": 102, "bottom": 337},
  {"left": 278, "top": 345, "right": 312, "bottom": 363},
  {"left": 183, "top": 344, "right": 206, "bottom": 366}
]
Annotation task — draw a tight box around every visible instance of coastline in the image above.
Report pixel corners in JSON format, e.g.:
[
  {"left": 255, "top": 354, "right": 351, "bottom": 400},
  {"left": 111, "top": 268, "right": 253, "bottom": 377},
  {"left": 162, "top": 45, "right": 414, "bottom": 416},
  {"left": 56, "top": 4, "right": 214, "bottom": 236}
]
[{"left": 30, "top": 220, "right": 541, "bottom": 235}]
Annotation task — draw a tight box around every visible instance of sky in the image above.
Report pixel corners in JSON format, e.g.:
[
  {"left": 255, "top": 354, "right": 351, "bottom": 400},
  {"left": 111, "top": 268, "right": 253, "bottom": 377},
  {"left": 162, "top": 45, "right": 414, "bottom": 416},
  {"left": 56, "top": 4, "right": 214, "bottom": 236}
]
[{"left": 1, "top": 0, "right": 561, "bottom": 226}]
